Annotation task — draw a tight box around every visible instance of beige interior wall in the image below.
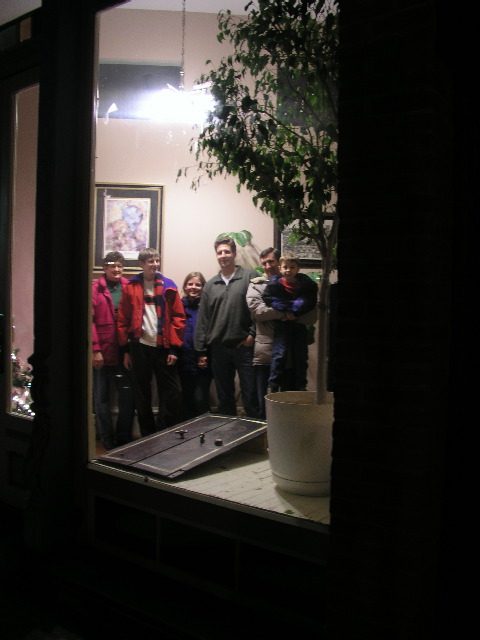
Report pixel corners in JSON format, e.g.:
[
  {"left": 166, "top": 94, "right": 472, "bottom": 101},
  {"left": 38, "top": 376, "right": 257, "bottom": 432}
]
[
  {"left": 95, "top": 7, "right": 317, "bottom": 391},
  {"left": 11, "top": 84, "right": 38, "bottom": 369},
  {"left": 95, "top": 8, "right": 275, "bottom": 289}
]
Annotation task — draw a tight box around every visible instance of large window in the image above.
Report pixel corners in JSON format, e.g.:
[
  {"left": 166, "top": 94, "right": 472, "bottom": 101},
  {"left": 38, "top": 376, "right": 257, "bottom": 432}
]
[{"left": 89, "top": 1, "right": 328, "bottom": 529}]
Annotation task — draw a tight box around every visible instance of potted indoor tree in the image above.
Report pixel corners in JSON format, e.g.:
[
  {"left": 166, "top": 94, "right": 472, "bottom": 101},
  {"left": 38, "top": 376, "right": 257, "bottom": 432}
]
[{"left": 180, "top": 0, "right": 339, "bottom": 495}]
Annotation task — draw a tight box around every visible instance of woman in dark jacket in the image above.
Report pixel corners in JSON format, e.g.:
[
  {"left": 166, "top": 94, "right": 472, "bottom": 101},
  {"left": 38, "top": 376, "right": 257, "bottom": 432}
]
[{"left": 178, "top": 272, "right": 212, "bottom": 419}]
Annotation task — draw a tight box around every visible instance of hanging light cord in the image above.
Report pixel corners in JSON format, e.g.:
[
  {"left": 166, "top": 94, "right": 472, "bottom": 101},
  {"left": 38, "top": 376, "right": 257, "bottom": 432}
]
[{"left": 180, "top": 0, "right": 186, "bottom": 90}]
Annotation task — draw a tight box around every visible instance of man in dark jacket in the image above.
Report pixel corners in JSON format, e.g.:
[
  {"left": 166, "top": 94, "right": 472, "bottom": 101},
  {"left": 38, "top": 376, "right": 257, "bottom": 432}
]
[
  {"left": 194, "top": 237, "right": 259, "bottom": 418},
  {"left": 92, "top": 251, "right": 134, "bottom": 450}
]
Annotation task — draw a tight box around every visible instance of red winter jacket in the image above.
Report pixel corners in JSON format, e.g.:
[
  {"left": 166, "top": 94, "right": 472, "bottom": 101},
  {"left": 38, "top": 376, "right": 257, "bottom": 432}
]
[
  {"left": 117, "top": 272, "right": 185, "bottom": 353},
  {"left": 92, "top": 275, "right": 130, "bottom": 366}
]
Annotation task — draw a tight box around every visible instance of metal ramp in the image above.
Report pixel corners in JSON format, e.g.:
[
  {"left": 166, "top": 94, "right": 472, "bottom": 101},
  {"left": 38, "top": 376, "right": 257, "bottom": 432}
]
[{"left": 95, "top": 413, "right": 267, "bottom": 479}]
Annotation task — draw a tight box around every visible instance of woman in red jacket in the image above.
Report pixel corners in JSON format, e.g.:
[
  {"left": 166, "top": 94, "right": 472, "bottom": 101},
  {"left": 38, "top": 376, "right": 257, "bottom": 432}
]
[{"left": 92, "top": 251, "right": 135, "bottom": 450}]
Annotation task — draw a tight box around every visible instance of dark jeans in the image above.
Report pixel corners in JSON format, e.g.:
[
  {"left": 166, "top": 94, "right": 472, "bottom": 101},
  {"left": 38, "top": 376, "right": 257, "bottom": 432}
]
[
  {"left": 269, "top": 322, "right": 309, "bottom": 391},
  {"left": 256, "top": 364, "right": 299, "bottom": 419},
  {"left": 129, "top": 343, "right": 183, "bottom": 436},
  {"left": 255, "top": 365, "right": 270, "bottom": 420},
  {"left": 179, "top": 369, "right": 212, "bottom": 420},
  {"left": 93, "top": 364, "right": 134, "bottom": 448},
  {"left": 210, "top": 344, "right": 258, "bottom": 418}
]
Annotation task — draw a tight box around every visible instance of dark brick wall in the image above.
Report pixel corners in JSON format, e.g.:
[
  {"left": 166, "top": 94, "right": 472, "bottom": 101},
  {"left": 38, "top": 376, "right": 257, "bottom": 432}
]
[{"left": 327, "top": 1, "right": 476, "bottom": 638}]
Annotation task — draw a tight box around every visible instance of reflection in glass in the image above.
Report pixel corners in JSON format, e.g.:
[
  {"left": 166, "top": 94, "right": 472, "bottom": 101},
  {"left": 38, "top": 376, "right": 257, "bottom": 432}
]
[
  {"left": 88, "top": 3, "right": 327, "bottom": 526},
  {"left": 9, "top": 84, "right": 38, "bottom": 418}
]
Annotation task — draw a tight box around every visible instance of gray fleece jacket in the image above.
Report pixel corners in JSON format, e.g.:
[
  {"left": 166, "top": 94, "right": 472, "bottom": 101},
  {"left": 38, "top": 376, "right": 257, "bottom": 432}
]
[{"left": 194, "top": 265, "right": 258, "bottom": 353}]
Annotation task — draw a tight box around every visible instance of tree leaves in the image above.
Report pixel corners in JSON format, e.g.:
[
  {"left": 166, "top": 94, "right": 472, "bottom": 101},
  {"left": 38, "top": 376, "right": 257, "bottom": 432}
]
[
  {"left": 182, "top": 1, "right": 340, "bottom": 402},
  {"left": 189, "top": 1, "right": 338, "bottom": 263}
]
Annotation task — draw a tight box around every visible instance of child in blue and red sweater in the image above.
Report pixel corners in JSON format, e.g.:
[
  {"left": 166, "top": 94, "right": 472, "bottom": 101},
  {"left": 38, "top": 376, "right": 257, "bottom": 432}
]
[{"left": 262, "top": 253, "right": 318, "bottom": 392}]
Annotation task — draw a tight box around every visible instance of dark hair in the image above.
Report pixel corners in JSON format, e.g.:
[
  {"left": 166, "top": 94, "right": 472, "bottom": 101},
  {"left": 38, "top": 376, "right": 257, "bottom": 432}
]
[
  {"left": 103, "top": 251, "right": 125, "bottom": 265},
  {"left": 138, "top": 247, "right": 160, "bottom": 263},
  {"left": 260, "top": 247, "right": 280, "bottom": 260},
  {"left": 182, "top": 271, "right": 206, "bottom": 294},
  {"left": 214, "top": 236, "right": 236, "bottom": 253}
]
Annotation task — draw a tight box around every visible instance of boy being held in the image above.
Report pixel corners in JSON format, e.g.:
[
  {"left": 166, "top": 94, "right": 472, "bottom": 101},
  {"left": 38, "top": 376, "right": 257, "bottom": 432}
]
[{"left": 261, "top": 253, "right": 318, "bottom": 393}]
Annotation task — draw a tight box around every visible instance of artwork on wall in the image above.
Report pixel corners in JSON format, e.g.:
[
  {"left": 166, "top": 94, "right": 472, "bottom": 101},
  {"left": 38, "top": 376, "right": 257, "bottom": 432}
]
[
  {"left": 280, "top": 226, "right": 322, "bottom": 267},
  {"left": 97, "top": 64, "right": 181, "bottom": 120},
  {"left": 94, "top": 183, "right": 163, "bottom": 272},
  {"left": 275, "top": 221, "right": 333, "bottom": 268}
]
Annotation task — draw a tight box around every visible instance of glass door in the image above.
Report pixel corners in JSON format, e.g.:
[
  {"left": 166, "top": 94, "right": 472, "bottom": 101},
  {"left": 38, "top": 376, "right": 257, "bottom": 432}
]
[{"left": 0, "top": 74, "right": 39, "bottom": 506}]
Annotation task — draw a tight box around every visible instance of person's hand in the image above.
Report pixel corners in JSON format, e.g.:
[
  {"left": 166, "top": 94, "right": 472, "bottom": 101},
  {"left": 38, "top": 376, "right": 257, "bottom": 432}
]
[
  {"left": 238, "top": 334, "right": 254, "bottom": 348},
  {"left": 167, "top": 354, "right": 178, "bottom": 366},
  {"left": 93, "top": 351, "right": 104, "bottom": 370},
  {"left": 124, "top": 352, "right": 132, "bottom": 371},
  {"left": 197, "top": 356, "right": 208, "bottom": 369}
]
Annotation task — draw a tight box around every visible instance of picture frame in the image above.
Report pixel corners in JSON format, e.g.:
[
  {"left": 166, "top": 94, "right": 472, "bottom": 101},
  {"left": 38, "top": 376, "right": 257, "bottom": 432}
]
[
  {"left": 98, "top": 63, "right": 181, "bottom": 120},
  {"left": 93, "top": 183, "right": 163, "bottom": 272},
  {"left": 274, "top": 221, "right": 333, "bottom": 268}
]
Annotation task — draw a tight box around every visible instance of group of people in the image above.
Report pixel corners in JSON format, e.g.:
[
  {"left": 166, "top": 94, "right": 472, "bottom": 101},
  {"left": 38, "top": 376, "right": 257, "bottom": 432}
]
[{"left": 92, "top": 237, "right": 318, "bottom": 450}]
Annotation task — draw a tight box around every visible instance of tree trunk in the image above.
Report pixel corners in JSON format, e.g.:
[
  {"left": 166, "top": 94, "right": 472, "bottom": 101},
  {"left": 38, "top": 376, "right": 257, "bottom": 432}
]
[{"left": 315, "top": 275, "right": 329, "bottom": 405}]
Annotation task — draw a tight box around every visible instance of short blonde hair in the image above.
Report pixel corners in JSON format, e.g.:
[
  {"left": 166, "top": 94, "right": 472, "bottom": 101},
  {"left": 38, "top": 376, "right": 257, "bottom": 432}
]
[
  {"left": 279, "top": 252, "right": 300, "bottom": 267},
  {"left": 138, "top": 247, "right": 160, "bottom": 263}
]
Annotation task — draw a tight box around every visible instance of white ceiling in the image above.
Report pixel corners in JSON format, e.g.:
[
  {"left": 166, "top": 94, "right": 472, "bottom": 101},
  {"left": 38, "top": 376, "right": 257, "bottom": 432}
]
[
  {"left": 122, "top": 1, "right": 248, "bottom": 12},
  {"left": 0, "top": 0, "right": 248, "bottom": 27}
]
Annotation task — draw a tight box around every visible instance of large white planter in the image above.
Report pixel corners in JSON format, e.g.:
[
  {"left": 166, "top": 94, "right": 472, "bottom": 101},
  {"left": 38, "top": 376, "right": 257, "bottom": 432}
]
[{"left": 265, "top": 390, "right": 333, "bottom": 497}]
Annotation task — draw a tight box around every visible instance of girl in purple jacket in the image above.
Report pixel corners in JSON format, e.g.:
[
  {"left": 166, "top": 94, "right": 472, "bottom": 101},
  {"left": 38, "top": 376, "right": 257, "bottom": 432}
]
[{"left": 178, "top": 272, "right": 212, "bottom": 419}]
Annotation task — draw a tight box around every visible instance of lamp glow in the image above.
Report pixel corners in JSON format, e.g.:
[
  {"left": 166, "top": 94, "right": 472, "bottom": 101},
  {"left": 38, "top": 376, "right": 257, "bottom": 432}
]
[{"left": 136, "top": 84, "right": 215, "bottom": 125}]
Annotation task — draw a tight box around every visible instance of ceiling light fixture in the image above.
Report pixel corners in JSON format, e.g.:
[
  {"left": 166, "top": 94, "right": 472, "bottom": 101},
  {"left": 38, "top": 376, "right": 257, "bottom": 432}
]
[{"left": 136, "top": 0, "right": 214, "bottom": 125}]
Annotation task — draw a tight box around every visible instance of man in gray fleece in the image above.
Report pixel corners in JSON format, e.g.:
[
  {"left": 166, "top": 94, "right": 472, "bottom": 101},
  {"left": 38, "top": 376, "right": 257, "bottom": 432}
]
[{"left": 194, "top": 236, "right": 259, "bottom": 418}]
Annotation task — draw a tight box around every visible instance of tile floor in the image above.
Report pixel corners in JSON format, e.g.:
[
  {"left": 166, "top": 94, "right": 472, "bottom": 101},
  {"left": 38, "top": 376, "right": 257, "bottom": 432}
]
[{"left": 95, "top": 439, "right": 330, "bottom": 528}]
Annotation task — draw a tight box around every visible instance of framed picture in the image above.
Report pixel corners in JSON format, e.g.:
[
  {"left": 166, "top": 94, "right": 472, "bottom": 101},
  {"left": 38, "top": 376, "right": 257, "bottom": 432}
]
[
  {"left": 93, "top": 183, "right": 163, "bottom": 272},
  {"left": 274, "top": 221, "right": 332, "bottom": 268},
  {"left": 98, "top": 63, "right": 181, "bottom": 120}
]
